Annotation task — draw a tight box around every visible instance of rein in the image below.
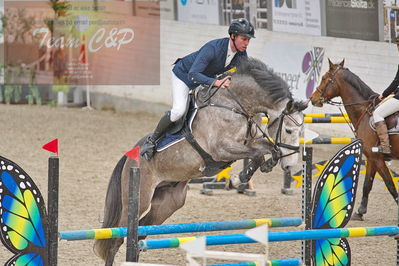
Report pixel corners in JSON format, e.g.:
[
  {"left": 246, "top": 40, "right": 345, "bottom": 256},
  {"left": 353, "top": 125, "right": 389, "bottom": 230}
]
[
  {"left": 272, "top": 111, "right": 303, "bottom": 158},
  {"left": 316, "top": 66, "right": 379, "bottom": 136}
]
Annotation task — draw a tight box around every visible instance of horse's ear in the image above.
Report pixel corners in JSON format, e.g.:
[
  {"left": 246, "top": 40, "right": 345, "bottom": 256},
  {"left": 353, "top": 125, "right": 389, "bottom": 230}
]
[
  {"left": 286, "top": 100, "right": 308, "bottom": 114},
  {"left": 339, "top": 59, "right": 345, "bottom": 68},
  {"left": 328, "top": 58, "right": 334, "bottom": 70},
  {"left": 286, "top": 99, "right": 293, "bottom": 113}
]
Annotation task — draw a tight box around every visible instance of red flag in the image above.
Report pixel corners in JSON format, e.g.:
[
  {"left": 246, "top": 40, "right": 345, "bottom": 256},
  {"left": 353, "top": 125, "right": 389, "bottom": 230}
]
[
  {"left": 125, "top": 146, "right": 140, "bottom": 165},
  {"left": 42, "top": 139, "right": 58, "bottom": 155}
]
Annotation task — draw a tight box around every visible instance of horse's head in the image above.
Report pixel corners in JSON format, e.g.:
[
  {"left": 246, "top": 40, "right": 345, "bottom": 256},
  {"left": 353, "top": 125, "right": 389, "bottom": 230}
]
[
  {"left": 268, "top": 99, "right": 306, "bottom": 170},
  {"left": 310, "top": 59, "right": 345, "bottom": 107}
]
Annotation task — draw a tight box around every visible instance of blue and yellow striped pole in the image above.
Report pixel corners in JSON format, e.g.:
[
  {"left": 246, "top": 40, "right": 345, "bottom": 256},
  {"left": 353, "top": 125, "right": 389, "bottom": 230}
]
[
  {"left": 139, "top": 226, "right": 399, "bottom": 249},
  {"left": 304, "top": 113, "right": 349, "bottom": 118},
  {"left": 59, "top": 217, "right": 302, "bottom": 241},
  {"left": 262, "top": 116, "right": 351, "bottom": 124},
  {"left": 207, "top": 258, "right": 302, "bottom": 266},
  {"left": 299, "top": 137, "right": 355, "bottom": 145}
]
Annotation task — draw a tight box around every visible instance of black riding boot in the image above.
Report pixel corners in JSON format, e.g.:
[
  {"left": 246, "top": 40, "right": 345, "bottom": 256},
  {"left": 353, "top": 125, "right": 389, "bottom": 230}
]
[{"left": 140, "top": 111, "right": 173, "bottom": 161}]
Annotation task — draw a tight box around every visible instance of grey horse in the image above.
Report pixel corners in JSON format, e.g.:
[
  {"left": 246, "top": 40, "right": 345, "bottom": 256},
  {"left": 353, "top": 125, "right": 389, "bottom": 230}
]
[{"left": 94, "top": 58, "right": 308, "bottom": 265}]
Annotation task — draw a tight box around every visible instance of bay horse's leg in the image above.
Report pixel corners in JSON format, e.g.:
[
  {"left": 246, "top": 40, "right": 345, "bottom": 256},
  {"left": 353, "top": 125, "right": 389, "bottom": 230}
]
[
  {"left": 353, "top": 160, "right": 376, "bottom": 221},
  {"left": 375, "top": 159, "right": 398, "bottom": 201}
]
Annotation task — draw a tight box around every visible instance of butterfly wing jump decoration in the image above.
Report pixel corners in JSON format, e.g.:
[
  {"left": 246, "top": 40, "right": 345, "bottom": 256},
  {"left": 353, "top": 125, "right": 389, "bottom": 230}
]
[
  {"left": 0, "top": 156, "right": 48, "bottom": 266},
  {"left": 311, "top": 140, "right": 363, "bottom": 266}
]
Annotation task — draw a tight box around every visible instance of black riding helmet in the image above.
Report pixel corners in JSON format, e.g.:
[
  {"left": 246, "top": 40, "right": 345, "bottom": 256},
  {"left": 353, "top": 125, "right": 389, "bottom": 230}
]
[{"left": 228, "top": 18, "right": 255, "bottom": 39}]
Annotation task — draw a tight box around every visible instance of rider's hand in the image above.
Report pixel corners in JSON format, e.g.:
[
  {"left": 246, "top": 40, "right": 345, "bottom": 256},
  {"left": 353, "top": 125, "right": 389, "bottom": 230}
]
[
  {"left": 213, "top": 76, "right": 231, "bottom": 88},
  {"left": 378, "top": 95, "right": 384, "bottom": 101}
]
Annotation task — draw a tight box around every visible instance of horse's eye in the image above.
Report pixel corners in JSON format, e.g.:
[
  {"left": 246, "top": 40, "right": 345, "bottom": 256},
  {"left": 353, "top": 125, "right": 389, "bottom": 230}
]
[{"left": 285, "top": 129, "right": 292, "bottom": 134}]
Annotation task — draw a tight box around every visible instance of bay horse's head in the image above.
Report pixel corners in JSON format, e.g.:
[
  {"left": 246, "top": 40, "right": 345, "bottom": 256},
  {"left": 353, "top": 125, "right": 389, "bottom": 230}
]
[{"left": 310, "top": 59, "right": 345, "bottom": 107}]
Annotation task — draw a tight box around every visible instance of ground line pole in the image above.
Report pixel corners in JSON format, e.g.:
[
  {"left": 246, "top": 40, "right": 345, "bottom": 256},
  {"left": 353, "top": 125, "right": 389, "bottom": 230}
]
[
  {"left": 48, "top": 156, "right": 59, "bottom": 266},
  {"left": 126, "top": 167, "right": 140, "bottom": 262},
  {"left": 301, "top": 147, "right": 312, "bottom": 265}
]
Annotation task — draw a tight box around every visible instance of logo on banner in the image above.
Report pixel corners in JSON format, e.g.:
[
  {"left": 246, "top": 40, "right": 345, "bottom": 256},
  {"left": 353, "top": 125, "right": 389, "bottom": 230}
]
[
  {"left": 181, "top": 0, "right": 188, "bottom": 5},
  {"left": 274, "top": 0, "right": 297, "bottom": 8},
  {"left": 302, "top": 47, "right": 324, "bottom": 98}
]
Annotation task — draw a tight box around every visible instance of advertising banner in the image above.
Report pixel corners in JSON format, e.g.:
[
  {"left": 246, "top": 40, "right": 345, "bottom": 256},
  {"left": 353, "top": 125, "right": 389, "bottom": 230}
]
[
  {"left": 383, "top": 0, "right": 399, "bottom": 43},
  {"left": 177, "top": 0, "right": 220, "bottom": 24},
  {"left": 272, "top": 0, "right": 321, "bottom": 36},
  {"left": 2, "top": 1, "right": 160, "bottom": 86},
  {"left": 326, "top": 0, "right": 378, "bottom": 41},
  {"left": 263, "top": 42, "right": 325, "bottom": 101}
]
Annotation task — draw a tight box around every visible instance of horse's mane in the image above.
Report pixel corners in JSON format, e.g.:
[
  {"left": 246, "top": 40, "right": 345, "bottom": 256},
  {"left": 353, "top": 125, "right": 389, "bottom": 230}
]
[
  {"left": 235, "top": 57, "right": 292, "bottom": 103},
  {"left": 342, "top": 68, "right": 378, "bottom": 99}
]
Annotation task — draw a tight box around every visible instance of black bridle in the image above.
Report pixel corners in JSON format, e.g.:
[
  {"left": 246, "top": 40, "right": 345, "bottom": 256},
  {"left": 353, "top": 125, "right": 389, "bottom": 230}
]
[
  {"left": 200, "top": 79, "right": 302, "bottom": 160},
  {"left": 269, "top": 110, "right": 303, "bottom": 159}
]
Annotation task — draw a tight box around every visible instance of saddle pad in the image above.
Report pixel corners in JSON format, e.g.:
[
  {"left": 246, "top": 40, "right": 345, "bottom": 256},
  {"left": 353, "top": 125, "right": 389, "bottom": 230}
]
[
  {"left": 369, "top": 116, "right": 399, "bottom": 135},
  {"left": 156, "top": 108, "right": 198, "bottom": 152}
]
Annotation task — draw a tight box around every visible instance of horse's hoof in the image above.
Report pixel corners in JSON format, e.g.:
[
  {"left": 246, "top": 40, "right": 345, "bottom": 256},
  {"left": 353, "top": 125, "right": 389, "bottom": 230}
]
[
  {"left": 281, "top": 188, "right": 293, "bottom": 195},
  {"left": 351, "top": 212, "right": 364, "bottom": 221},
  {"left": 200, "top": 188, "right": 214, "bottom": 196},
  {"left": 243, "top": 189, "right": 256, "bottom": 197},
  {"left": 230, "top": 174, "right": 243, "bottom": 188},
  {"left": 236, "top": 184, "right": 247, "bottom": 193}
]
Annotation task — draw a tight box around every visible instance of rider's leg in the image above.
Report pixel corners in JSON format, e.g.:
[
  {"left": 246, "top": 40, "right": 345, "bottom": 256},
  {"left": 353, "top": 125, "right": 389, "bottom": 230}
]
[
  {"left": 140, "top": 72, "right": 189, "bottom": 160},
  {"left": 372, "top": 97, "right": 399, "bottom": 153}
]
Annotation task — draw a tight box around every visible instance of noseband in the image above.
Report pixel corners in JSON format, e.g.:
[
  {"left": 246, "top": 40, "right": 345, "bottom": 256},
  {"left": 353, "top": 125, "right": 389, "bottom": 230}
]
[{"left": 316, "top": 66, "right": 343, "bottom": 105}]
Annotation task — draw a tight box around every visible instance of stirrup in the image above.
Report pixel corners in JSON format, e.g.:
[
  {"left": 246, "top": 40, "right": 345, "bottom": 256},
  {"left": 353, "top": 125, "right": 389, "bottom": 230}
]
[
  {"left": 140, "top": 137, "right": 157, "bottom": 161},
  {"left": 371, "top": 145, "right": 391, "bottom": 154}
]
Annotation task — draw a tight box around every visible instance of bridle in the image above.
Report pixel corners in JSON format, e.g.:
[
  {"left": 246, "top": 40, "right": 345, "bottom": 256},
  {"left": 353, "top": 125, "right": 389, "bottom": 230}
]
[
  {"left": 315, "top": 66, "right": 344, "bottom": 106},
  {"left": 315, "top": 65, "right": 379, "bottom": 134},
  {"left": 200, "top": 79, "right": 302, "bottom": 161},
  {"left": 269, "top": 110, "right": 304, "bottom": 158}
]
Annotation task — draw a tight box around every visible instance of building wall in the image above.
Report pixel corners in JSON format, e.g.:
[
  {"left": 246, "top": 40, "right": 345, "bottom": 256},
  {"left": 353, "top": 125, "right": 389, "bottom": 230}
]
[{"left": 90, "top": 19, "right": 399, "bottom": 117}]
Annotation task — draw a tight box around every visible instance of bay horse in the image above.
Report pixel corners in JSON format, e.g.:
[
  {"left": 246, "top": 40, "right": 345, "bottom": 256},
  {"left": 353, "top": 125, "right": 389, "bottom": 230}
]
[
  {"left": 94, "top": 58, "right": 308, "bottom": 265},
  {"left": 310, "top": 59, "right": 398, "bottom": 221}
]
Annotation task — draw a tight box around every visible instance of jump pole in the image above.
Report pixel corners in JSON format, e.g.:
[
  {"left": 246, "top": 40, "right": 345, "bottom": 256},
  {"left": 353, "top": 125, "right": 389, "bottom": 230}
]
[
  {"left": 59, "top": 217, "right": 302, "bottom": 241},
  {"left": 126, "top": 166, "right": 140, "bottom": 262},
  {"left": 138, "top": 226, "right": 399, "bottom": 250},
  {"left": 48, "top": 156, "right": 59, "bottom": 266}
]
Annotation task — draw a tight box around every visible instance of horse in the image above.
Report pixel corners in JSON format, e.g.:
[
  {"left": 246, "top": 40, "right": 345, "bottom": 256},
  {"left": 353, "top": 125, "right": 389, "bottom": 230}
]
[
  {"left": 94, "top": 58, "right": 308, "bottom": 265},
  {"left": 310, "top": 59, "right": 398, "bottom": 221}
]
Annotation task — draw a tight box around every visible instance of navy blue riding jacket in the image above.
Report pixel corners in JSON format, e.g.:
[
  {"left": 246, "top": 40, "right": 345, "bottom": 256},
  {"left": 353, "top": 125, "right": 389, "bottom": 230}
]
[
  {"left": 382, "top": 64, "right": 399, "bottom": 99},
  {"left": 172, "top": 37, "right": 247, "bottom": 90}
]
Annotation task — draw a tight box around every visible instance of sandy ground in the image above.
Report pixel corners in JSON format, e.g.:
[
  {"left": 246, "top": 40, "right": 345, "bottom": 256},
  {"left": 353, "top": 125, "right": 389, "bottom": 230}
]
[{"left": 0, "top": 104, "right": 398, "bottom": 266}]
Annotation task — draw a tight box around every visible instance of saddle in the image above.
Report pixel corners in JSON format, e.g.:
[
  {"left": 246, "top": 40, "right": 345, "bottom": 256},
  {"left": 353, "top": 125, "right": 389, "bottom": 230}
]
[
  {"left": 156, "top": 85, "right": 232, "bottom": 177},
  {"left": 369, "top": 98, "right": 399, "bottom": 134}
]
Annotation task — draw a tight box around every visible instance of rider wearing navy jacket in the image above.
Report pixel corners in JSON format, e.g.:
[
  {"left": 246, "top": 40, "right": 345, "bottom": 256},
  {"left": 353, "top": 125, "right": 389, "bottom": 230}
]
[{"left": 141, "top": 18, "right": 255, "bottom": 160}]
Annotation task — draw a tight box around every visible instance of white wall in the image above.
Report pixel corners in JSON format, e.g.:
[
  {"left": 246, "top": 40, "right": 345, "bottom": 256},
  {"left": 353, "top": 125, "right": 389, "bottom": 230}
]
[{"left": 91, "top": 19, "right": 399, "bottom": 119}]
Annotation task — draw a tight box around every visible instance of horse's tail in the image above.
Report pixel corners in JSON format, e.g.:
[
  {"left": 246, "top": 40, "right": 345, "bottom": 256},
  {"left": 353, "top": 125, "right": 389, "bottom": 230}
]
[{"left": 93, "top": 155, "right": 127, "bottom": 261}]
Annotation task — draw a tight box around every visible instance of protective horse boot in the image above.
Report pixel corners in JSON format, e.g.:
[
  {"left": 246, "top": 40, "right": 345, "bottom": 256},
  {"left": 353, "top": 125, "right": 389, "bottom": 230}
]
[
  {"left": 372, "top": 121, "right": 391, "bottom": 154},
  {"left": 140, "top": 111, "right": 173, "bottom": 161}
]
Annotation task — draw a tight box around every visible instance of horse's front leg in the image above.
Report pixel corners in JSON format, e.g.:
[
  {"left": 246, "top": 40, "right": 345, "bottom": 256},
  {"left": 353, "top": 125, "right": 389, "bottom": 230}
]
[{"left": 212, "top": 138, "right": 274, "bottom": 188}]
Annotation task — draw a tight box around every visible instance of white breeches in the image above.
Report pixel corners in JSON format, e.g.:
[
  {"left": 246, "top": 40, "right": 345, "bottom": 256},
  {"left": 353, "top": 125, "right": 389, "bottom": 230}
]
[
  {"left": 170, "top": 71, "right": 190, "bottom": 122},
  {"left": 373, "top": 97, "right": 399, "bottom": 122}
]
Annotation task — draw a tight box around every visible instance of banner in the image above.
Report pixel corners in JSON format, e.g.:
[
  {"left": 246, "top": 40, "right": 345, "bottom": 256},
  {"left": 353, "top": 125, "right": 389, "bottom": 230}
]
[
  {"left": 2, "top": 1, "right": 160, "bottom": 86},
  {"left": 326, "top": 0, "right": 378, "bottom": 41},
  {"left": 177, "top": 0, "right": 220, "bottom": 24},
  {"left": 263, "top": 42, "right": 325, "bottom": 101},
  {"left": 272, "top": 0, "right": 321, "bottom": 36}
]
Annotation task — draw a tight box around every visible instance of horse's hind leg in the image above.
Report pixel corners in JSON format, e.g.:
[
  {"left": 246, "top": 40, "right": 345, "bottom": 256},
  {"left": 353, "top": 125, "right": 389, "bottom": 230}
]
[
  {"left": 353, "top": 160, "right": 376, "bottom": 221},
  {"left": 104, "top": 238, "right": 124, "bottom": 266},
  {"left": 140, "top": 181, "right": 189, "bottom": 227}
]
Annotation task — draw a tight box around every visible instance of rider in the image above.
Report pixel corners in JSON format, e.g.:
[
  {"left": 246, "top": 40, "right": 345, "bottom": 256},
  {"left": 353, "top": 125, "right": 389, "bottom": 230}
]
[
  {"left": 140, "top": 18, "right": 255, "bottom": 160},
  {"left": 372, "top": 39, "right": 399, "bottom": 154}
]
